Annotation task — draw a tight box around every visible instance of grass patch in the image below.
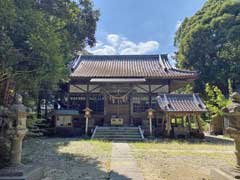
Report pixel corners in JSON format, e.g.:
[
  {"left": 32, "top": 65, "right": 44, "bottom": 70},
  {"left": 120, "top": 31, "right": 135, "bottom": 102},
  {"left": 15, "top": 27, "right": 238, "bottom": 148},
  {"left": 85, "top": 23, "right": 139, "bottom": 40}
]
[
  {"left": 130, "top": 139, "right": 234, "bottom": 151},
  {"left": 130, "top": 139, "right": 235, "bottom": 179},
  {"left": 57, "top": 139, "right": 112, "bottom": 158}
]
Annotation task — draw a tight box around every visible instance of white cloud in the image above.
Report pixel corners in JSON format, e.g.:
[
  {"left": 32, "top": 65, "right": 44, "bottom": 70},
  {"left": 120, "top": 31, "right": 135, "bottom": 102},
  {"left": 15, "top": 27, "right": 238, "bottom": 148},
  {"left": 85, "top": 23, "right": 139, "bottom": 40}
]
[
  {"left": 87, "top": 34, "right": 160, "bottom": 55},
  {"left": 95, "top": 41, "right": 103, "bottom": 48},
  {"left": 107, "top": 34, "right": 120, "bottom": 47},
  {"left": 89, "top": 45, "right": 117, "bottom": 55}
]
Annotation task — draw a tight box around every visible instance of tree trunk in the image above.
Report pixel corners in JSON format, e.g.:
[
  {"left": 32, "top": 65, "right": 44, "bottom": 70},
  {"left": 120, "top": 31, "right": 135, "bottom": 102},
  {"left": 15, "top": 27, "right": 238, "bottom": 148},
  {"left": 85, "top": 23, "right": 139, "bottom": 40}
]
[{"left": 3, "top": 79, "right": 10, "bottom": 106}]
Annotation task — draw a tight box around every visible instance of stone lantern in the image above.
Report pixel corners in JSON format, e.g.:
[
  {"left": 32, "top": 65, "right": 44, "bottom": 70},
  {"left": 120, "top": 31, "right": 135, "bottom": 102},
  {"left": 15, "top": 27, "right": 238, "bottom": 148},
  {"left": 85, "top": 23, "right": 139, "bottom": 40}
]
[
  {"left": 147, "top": 108, "right": 155, "bottom": 137},
  {"left": 7, "top": 94, "right": 28, "bottom": 166},
  {"left": 83, "top": 107, "right": 92, "bottom": 135},
  {"left": 211, "top": 92, "right": 240, "bottom": 179},
  {"left": 0, "top": 94, "right": 43, "bottom": 180}
]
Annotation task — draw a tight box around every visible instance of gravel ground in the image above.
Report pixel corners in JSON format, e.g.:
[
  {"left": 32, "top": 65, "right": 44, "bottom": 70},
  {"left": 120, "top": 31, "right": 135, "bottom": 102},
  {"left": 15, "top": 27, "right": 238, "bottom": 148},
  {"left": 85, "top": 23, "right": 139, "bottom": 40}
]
[
  {"left": 22, "top": 138, "right": 112, "bottom": 180},
  {"left": 22, "top": 137, "right": 235, "bottom": 180}
]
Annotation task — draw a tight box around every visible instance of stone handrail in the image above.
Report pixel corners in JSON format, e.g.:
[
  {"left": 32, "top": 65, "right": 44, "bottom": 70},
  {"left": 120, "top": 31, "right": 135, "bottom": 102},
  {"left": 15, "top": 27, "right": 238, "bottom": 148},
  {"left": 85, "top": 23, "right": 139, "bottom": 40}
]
[
  {"left": 91, "top": 126, "right": 98, "bottom": 139},
  {"left": 138, "top": 126, "right": 144, "bottom": 140}
]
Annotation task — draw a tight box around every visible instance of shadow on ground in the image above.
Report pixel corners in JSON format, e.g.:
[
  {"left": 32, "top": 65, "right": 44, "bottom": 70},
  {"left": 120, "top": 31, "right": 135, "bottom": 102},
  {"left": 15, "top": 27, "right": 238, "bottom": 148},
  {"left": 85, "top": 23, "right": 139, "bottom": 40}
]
[{"left": 22, "top": 137, "right": 130, "bottom": 180}]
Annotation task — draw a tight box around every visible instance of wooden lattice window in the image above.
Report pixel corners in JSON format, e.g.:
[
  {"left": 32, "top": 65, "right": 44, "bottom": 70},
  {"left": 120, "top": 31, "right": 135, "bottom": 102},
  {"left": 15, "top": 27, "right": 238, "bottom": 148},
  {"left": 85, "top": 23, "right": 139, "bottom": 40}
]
[
  {"left": 69, "top": 95, "right": 86, "bottom": 113},
  {"left": 132, "top": 96, "right": 149, "bottom": 113},
  {"left": 89, "top": 95, "right": 104, "bottom": 113}
]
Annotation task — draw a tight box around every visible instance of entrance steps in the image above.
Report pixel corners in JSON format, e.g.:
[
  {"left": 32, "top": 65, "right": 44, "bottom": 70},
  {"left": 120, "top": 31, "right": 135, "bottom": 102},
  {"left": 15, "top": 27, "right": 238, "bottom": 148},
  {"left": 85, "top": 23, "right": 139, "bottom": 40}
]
[{"left": 91, "top": 126, "right": 144, "bottom": 141}]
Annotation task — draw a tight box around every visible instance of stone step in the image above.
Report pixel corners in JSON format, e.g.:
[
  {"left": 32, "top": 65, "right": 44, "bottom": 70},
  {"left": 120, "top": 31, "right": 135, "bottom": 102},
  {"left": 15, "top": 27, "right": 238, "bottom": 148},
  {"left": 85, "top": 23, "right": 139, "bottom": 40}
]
[
  {"left": 94, "top": 137, "right": 142, "bottom": 141},
  {"left": 94, "top": 133, "right": 141, "bottom": 136},
  {"left": 97, "top": 128, "right": 139, "bottom": 131},
  {"left": 94, "top": 134, "right": 142, "bottom": 138},
  {"left": 92, "top": 126, "right": 144, "bottom": 141},
  {"left": 96, "top": 129, "right": 139, "bottom": 132},
  {"left": 95, "top": 131, "right": 140, "bottom": 134}
]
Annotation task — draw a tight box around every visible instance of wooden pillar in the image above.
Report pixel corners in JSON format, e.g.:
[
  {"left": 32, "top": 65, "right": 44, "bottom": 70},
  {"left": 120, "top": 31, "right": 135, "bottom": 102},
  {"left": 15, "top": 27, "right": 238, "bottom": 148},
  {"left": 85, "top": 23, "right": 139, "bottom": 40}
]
[
  {"left": 129, "top": 92, "right": 133, "bottom": 126},
  {"left": 161, "top": 115, "right": 165, "bottom": 135},
  {"left": 86, "top": 84, "right": 90, "bottom": 107},
  {"left": 103, "top": 91, "right": 108, "bottom": 126},
  {"left": 187, "top": 115, "right": 191, "bottom": 132},
  {"left": 148, "top": 83, "right": 152, "bottom": 108},
  {"left": 181, "top": 117, "right": 184, "bottom": 127},
  {"left": 165, "top": 114, "right": 171, "bottom": 136},
  {"left": 196, "top": 115, "right": 203, "bottom": 133}
]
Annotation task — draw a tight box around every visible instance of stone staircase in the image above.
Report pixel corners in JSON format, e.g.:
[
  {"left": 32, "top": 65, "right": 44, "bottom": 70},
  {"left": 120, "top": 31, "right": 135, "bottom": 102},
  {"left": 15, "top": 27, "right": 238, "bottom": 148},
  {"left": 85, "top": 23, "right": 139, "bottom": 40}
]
[
  {"left": 27, "top": 118, "right": 54, "bottom": 137},
  {"left": 91, "top": 126, "right": 144, "bottom": 141}
]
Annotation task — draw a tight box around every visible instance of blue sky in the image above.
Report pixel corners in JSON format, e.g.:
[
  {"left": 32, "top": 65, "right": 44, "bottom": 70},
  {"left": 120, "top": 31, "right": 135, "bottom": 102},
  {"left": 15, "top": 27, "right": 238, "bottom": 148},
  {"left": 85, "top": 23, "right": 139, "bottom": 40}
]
[{"left": 87, "top": 0, "right": 206, "bottom": 55}]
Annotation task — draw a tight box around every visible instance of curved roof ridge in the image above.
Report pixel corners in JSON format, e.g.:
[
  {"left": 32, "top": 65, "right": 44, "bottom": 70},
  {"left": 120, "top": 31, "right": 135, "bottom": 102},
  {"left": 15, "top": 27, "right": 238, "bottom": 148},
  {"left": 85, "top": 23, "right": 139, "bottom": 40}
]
[
  {"left": 70, "top": 54, "right": 198, "bottom": 79},
  {"left": 157, "top": 93, "right": 208, "bottom": 113},
  {"left": 172, "top": 68, "right": 198, "bottom": 74}
]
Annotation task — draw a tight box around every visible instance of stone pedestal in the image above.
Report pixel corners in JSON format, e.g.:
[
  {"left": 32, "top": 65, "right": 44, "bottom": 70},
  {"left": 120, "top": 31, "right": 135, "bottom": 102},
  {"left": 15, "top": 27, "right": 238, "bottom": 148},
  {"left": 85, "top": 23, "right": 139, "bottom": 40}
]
[{"left": 8, "top": 129, "right": 27, "bottom": 167}]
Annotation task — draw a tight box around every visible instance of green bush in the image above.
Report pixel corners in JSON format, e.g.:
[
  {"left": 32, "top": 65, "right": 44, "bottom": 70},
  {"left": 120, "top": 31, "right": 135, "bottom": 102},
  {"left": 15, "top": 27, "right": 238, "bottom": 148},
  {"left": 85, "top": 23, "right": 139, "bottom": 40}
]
[{"left": 26, "top": 114, "right": 38, "bottom": 129}]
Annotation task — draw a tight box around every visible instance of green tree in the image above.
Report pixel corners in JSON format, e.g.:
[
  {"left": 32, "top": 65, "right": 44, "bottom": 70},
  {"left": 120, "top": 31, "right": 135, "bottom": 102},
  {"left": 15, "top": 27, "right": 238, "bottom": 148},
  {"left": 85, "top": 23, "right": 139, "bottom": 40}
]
[
  {"left": 0, "top": 0, "right": 99, "bottom": 106},
  {"left": 174, "top": 0, "right": 240, "bottom": 94},
  {"left": 205, "top": 83, "right": 229, "bottom": 118}
]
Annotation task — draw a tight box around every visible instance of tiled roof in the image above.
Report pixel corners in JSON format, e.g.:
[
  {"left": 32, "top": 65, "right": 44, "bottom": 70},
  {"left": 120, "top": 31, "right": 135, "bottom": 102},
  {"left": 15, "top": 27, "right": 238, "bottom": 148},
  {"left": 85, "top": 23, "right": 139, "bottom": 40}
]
[
  {"left": 157, "top": 94, "right": 208, "bottom": 113},
  {"left": 70, "top": 54, "right": 197, "bottom": 79}
]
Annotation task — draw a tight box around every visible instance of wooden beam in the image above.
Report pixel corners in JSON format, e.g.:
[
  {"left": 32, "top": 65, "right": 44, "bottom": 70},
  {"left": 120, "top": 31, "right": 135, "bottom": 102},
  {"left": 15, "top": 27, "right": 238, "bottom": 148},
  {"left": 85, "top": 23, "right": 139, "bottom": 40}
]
[
  {"left": 72, "top": 84, "right": 87, "bottom": 92},
  {"left": 135, "top": 84, "right": 149, "bottom": 93},
  {"left": 89, "top": 85, "right": 101, "bottom": 93},
  {"left": 151, "top": 84, "right": 165, "bottom": 93}
]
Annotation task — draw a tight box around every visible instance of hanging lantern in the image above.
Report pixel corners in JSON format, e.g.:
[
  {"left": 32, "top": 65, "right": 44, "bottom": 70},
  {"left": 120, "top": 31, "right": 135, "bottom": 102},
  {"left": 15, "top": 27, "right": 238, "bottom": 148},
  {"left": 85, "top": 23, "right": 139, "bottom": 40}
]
[{"left": 83, "top": 107, "right": 92, "bottom": 118}]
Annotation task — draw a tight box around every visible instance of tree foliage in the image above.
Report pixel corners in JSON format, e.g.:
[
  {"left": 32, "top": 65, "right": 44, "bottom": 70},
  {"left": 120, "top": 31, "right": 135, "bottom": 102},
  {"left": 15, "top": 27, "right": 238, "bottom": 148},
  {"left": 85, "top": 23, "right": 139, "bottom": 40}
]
[
  {"left": 0, "top": 0, "right": 99, "bottom": 106},
  {"left": 175, "top": 0, "right": 240, "bottom": 94},
  {"left": 204, "top": 83, "right": 229, "bottom": 118}
]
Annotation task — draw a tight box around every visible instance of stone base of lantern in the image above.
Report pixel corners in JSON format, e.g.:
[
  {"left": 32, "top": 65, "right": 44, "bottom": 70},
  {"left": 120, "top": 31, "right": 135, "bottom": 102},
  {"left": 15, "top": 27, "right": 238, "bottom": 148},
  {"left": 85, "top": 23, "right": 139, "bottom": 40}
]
[
  {"left": 0, "top": 164, "right": 43, "bottom": 180},
  {"left": 211, "top": 167, "right": 240, "bottom": 180}
]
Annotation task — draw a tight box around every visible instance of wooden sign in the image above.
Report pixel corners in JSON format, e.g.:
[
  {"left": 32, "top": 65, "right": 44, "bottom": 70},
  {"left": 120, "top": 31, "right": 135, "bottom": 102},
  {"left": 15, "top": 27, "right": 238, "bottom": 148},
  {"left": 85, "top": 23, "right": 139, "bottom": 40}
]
[{"left": 111, "top": 117, "right": 124, "bottom": 126}]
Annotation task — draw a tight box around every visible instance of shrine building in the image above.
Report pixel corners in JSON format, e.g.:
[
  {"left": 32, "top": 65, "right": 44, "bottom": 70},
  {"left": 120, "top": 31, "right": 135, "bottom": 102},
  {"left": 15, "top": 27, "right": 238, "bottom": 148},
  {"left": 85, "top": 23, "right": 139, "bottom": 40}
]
[{"left": 53, "top": 54, "right": 207, "bottom": 139}]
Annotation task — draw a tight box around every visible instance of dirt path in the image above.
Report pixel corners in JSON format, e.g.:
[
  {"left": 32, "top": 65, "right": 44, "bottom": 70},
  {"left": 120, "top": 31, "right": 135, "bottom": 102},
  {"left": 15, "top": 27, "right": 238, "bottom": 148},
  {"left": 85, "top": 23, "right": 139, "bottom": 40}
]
[{"left": 110, "top": 143, "right": 144, "bottom": 180}]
